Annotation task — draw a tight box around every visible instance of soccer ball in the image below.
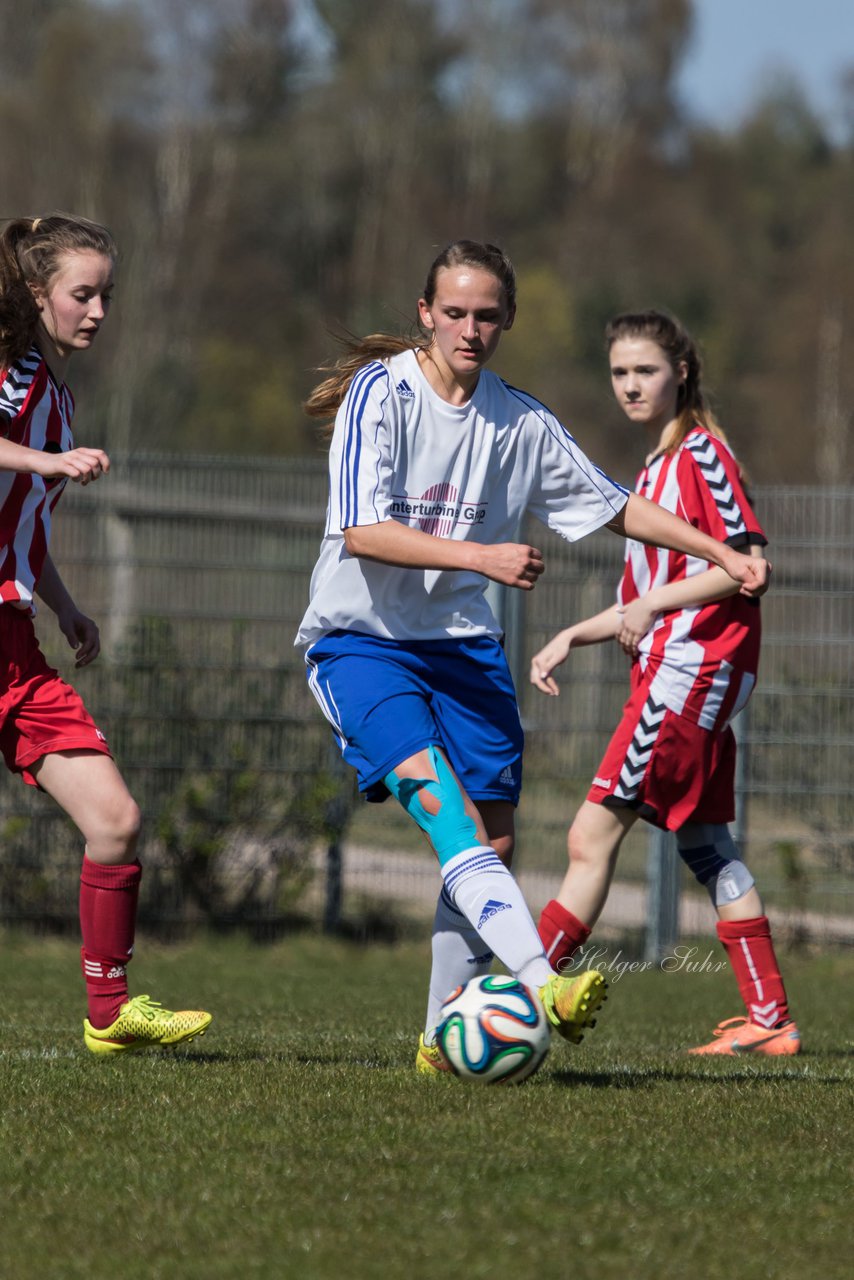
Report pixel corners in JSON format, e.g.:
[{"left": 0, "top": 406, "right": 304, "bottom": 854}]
[{"left": 436, "top": 974, "right": 551, "bottom": 1084}]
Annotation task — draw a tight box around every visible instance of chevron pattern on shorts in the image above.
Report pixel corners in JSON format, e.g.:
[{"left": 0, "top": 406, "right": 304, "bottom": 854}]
[
  {"left": 614, "top": 694, "right": 667, "bottom": 800},
  {"left": 685, "top": 435, "right": 745, "bottom": 539}
]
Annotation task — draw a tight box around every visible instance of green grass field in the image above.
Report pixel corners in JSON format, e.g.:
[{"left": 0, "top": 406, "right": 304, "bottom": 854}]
[{"left": 2, "top": 929, "right": 852, "bottom": 1280}]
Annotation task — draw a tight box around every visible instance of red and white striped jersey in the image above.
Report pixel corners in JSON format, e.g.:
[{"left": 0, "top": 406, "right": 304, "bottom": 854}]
[
  {"left": 0, "top": 348, "right": 75, "bottom": 612},
  {"left": 618, "top": 425, "right": 766, "bottom": 730}
]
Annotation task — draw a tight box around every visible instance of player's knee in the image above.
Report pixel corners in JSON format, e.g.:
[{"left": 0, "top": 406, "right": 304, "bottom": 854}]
[
  {"left": 119, "top": 796, "right": 143, "bottom": 848},
  {"left": 676, "top": 821, "right": 754, "bottom": 907},
  {"left": 384, "top": 746, "right": 479, "bottom": 866},
  {"left": 415, "top": 785, "right": 441, "bottom": 817},
  {"left": 567, "top": 812, "right": 604, "bottom": 870},
  {"left": 101, "top": 794, "right": 142, "bottom": 856},
  {"left": 490, "top": 831, "right": 515, "bottom": 866}
]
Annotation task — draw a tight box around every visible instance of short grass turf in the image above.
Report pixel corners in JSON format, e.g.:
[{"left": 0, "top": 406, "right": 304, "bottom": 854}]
[{"left": 1, "top": 930, "right": 852, "bottom": 1280}]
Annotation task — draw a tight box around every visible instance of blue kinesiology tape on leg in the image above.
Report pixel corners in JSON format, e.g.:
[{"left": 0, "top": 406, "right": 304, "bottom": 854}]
[
  {"left": 676, "top": 821, "right": 755, "bottom": 907},
  {"left": 384, "top": 746, "right": 480, "bottom": 867},
  {"left": 386, "top": 748, "right": 552, "bottom": 987}
]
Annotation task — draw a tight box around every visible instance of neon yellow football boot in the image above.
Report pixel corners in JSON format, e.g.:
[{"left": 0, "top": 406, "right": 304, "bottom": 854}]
[
  {"left": 538, "top": 970, "right": 608, "bottom": 1044},
  {"left": 415, "top": 1032, "right": 454, "bottom": 1077},
  {"left": 84, "top": 994, "right": 212, "bottom": 1055}
]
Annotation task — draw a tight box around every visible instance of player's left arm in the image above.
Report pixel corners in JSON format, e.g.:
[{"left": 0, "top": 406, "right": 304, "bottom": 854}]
[
  {"left": 606, "top": 493, "right": 770, "bottom": 598},
  {"left": 35, "top": 554, "right": 101, "bottom": 667},
  {"left": 616, "top": 544, "right": 765, "bottom": 656}
]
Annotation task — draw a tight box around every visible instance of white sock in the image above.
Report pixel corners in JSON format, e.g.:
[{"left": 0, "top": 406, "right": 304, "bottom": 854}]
[
  {"left": 442, "top": 847, "right": 553, "bottom": 991},
  {"left": 424, "top": 887, "right": 494, "bottom": 1043}
]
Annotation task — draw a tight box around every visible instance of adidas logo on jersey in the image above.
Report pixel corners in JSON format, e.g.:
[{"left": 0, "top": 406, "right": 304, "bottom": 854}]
[
  {"left": 395, "top": 379, "right": 415, "bottom": 399},
  {"left": 498, "top": 765, "right": 515, "bottom": 786},
  {"left": 478, "top": 898, "right": 511, "bottom": 928}
]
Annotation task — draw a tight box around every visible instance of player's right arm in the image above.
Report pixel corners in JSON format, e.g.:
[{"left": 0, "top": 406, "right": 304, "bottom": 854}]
[
  {"left": 333, "top": 363, "right": 544, "bottom": 589},
  {"left": 0, "top": 437, "right": 109, "bottom": 484},
  {"left": 529, "top": 604, "right": 623, "bottom": 696},
  {"left": 607, "top": 493, "right": 769, "bottom": 597},
  {"left": 344, "top": 521, "right": 545, "bottom": 590}
]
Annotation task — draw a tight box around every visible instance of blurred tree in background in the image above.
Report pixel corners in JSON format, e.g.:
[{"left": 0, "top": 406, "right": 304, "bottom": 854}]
[{"left": 1, "top": 0, "right": 851, "bottom": 481}]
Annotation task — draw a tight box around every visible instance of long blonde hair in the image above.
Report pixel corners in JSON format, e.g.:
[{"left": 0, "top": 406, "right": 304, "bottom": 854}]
[
  {"left": 0, "top": 213, "right": 117, "bottom": 368},
  {"left": 303, "top": 239, "right": 517, "bottom": 425},
  {"left": 605, "top": 310, "right": 733, "bottom": 457},
  {"left": 303, "top": 332, "right": 420, "bottom": 423}
]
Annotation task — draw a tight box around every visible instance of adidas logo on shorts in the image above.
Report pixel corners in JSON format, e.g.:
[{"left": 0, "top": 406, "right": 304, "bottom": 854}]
[{"left": 498, "top": 765, "right": 514, "bottom": 786}]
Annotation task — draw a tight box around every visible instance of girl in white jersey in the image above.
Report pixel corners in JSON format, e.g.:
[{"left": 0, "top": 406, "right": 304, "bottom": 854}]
[
  {"left": 532, "top": 310, "right": 798, "bottom": 1056},
  {"left": 297, "top": 245, "right": 770, "bottom": 1074},
  {"left": 0, "top": 214, "right": 211, "bottom": 1052}
]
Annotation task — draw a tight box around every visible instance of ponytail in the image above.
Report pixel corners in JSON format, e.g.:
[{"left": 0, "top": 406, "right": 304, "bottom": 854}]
[{"left": 303, "top": 332, "right": 425, "bottom": 424}]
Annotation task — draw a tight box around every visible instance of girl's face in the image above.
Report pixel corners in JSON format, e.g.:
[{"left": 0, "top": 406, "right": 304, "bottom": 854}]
[
  {"left": 418, "top": 265, "right": 515, "bottom": 391},
  {"left": 609, "top": 336, "right": 686, "bottom": 433},
  {"left": 34, "top": 249, "right": 115, "bottom": 358}
]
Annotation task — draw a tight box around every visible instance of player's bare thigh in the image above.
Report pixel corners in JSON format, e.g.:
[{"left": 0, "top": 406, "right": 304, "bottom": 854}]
[{"left": 31, "top": 749, "right": 141, "bottom": 863}]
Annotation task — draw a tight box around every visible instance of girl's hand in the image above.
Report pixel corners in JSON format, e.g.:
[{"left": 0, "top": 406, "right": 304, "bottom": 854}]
[
  {"left": 615, "top": 597, "right": 659, "bottom": 657},
  {"left": 724, "top": 549, "right": 771, "bottom": 598},
  {"left": 479, "top": 542, "right": 545, "bottom": 590},
  {"left": 37, "top": 447, "right": 110, "bottom": 485},
  {"left": 530, "top": 630, "right": 574, "bottom": 696},
  {"left": 57, "top": 607, "right": 101, "bottom": 667}
]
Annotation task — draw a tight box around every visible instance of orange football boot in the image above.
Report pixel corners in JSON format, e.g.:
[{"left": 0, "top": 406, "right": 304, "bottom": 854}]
[{"left": 688, "top": 1016, "right": 801, "bottom": 1056}]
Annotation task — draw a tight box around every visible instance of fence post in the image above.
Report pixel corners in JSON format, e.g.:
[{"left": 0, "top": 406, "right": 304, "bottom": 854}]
[
  {"left": 733, "top": 701, "right": 750, "bottom": 853},
  {"left": 323, "top": 751, "right": 351, "bottom": 933},
  {"left": 323, "top": 838, "right": 343, "bottom": 934},
  {"left": 485, "top": 561, "right": 524, "bottom": 692},
  {"left": 645, "top": 827, "right": 680, "bottom": 961}
]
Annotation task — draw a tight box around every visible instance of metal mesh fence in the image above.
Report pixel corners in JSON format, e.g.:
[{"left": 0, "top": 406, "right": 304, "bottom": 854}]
[{"left": 1, "top": 456, "right": 851, "bottom": 945}]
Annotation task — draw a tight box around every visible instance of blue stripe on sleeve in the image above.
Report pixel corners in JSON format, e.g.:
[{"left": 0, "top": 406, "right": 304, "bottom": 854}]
[
  {"left": 504, "top": 380, "right": 628, "bottom": 504},
  {"left": 339, "top": 362, "right": 388, "bottom": 528}
]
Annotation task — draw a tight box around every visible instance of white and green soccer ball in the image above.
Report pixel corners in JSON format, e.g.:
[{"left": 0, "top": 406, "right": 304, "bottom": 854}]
[{"left": 436, "top": 973, "right": 551, "bottom": 1084}]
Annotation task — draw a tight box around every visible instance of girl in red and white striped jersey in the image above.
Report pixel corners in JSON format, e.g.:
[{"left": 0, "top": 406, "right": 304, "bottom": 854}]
[
  {"left": 0, "top": 213, "right": 210, "bottom": 1053},
  {"left": 531, "top": 310, "right": 798, "bottom": 1056}
]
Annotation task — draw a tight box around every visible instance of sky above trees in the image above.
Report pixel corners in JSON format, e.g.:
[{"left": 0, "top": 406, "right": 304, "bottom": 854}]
[{"left": 3, "top": 0, "right": 851, "bottom": 483}]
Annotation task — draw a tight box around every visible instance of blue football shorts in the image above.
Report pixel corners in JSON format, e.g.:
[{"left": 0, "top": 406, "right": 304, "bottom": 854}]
[{"left": 304, "top": 630, "right": 523, "bottom": 804}]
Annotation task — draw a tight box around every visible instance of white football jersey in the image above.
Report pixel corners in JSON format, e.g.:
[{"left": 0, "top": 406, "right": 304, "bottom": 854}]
[{"left": 296, "top": 347, "right": 627, "bottom": 646}]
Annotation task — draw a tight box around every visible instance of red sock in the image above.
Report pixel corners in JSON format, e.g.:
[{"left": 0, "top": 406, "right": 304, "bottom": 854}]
[
  {"left": 79, "top": 856, "right": 141, "bottom": 1028},
  {"left": 716, "top": 916, "right": 790, "bottom": 1028},
  {"left": 538, "top": 899, "right": 591, "bottom": 974}
]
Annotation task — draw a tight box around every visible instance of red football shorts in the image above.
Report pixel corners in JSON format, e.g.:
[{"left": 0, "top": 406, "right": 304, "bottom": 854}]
[
  {"left": 587, "top": 664, "right": 736, "bottom": 831},
  {"left": 0, "top": 606, "right": 112, "bottom": 786}
]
